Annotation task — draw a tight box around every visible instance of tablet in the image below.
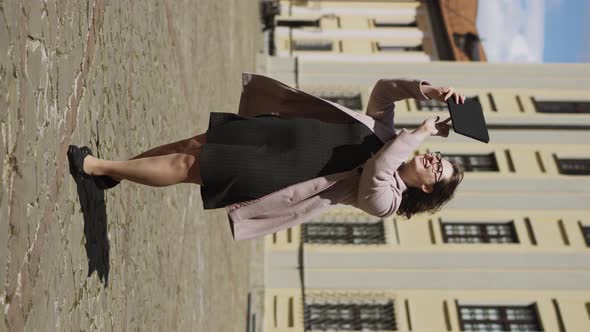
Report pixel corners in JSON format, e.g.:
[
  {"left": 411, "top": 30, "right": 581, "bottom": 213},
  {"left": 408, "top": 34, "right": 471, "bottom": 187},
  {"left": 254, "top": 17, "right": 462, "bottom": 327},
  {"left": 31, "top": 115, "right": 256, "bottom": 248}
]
[{"left": 447, "top": 98, "right": 490, "bottom": 143}]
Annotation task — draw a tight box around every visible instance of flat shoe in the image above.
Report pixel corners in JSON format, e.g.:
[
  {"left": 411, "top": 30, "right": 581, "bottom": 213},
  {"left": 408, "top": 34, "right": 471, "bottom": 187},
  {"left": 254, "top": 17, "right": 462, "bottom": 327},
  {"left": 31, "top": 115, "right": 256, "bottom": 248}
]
[
  {"left": 80, "top": 146, "right": 120, "bottom": 190},
  {"left": 67, "top": 145, "right": 91, "bottom": 179}
]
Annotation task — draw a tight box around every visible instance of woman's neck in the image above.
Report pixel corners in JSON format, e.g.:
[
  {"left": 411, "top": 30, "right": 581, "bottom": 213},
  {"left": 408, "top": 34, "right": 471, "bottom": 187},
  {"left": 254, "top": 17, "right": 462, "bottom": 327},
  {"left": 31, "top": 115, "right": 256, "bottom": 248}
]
[{"left": 397, "top": 163, "right": 420, "bottom": 189}]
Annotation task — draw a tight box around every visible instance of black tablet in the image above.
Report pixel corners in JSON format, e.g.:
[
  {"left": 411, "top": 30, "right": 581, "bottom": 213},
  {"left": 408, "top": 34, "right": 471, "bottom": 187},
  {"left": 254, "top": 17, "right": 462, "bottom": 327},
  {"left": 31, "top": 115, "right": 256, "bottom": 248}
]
[{"left": 447, "top": 98, "right": 490, "bottom": 143}]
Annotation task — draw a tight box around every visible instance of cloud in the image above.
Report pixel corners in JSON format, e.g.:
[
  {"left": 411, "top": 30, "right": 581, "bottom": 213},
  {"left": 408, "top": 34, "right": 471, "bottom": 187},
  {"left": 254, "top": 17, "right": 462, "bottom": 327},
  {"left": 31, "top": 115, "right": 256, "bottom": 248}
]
[{"left": 476, "top": 0, "right": 546, "bottom": 63}]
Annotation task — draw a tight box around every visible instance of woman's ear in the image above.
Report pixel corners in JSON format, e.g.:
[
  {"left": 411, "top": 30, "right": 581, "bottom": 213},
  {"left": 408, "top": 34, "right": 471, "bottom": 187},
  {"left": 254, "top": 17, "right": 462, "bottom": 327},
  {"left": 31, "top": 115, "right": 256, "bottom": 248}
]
[{"left": 421, "top": 184, "right": 434, "bottom": 194}]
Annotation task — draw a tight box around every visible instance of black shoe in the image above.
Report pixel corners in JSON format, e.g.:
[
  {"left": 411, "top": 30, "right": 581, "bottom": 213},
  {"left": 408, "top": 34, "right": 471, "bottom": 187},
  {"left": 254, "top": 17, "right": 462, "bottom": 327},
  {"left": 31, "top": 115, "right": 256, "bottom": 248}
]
[
  {"left": 80, "top": 146, "right": 121, "bottom": 190},
  {"left": 67, "top": 145, "right": 92, "bottom": 179}
]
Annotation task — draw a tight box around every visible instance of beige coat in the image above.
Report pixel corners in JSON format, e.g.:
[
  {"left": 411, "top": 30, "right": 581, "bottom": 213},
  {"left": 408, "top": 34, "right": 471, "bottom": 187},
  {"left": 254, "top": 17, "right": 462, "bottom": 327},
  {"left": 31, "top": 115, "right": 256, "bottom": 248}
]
[{"left": 224, "top": 73, "right": 431, "bottom": 240}]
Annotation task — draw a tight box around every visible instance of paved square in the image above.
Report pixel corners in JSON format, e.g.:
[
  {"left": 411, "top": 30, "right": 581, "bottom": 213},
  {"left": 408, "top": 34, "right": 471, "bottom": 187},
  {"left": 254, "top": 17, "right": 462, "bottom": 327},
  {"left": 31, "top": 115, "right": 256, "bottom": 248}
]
[{"left": 0, "top": 0, "right": 262, "bottom": 330}]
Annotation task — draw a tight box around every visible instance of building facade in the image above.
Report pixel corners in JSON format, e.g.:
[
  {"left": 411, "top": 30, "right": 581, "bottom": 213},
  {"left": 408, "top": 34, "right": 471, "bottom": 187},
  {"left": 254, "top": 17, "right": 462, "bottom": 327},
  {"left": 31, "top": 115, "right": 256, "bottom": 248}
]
[
  {"left": 268, "top": 0, "right": 485, "bottom": 63},
  {"left": 256, "top": 1, "right": 590, "bottom": 332},
  {"left": 258, "top": 60, "right": 590, "bottom": 332}
]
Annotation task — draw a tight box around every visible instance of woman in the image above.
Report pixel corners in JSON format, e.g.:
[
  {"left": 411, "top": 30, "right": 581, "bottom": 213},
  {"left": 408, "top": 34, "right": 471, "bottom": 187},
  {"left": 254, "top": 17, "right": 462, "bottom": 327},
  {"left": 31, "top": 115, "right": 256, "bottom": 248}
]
[{"left": 68, "top": 73, "right": 466, "bottom": 240}]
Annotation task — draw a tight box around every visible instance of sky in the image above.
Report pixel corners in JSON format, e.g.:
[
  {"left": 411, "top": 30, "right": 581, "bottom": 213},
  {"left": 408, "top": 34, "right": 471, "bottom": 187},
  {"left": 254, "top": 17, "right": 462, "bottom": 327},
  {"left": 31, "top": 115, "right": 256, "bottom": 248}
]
[{"left": 476, "top": 0, "right": 590, "bottom": 63}]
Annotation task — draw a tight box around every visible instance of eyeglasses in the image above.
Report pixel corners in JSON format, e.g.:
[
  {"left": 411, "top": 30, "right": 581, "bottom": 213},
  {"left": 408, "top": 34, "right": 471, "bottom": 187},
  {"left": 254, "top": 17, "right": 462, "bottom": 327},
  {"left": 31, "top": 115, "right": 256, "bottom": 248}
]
[{"left": 423, "top": 151, "right": 443, "bottom": 184}]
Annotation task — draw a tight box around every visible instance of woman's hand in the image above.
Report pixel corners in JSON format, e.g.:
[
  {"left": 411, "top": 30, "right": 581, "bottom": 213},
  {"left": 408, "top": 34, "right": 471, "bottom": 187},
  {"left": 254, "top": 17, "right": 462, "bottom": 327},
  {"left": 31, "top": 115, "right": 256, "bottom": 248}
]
[
  {"left": 433, "top": 117, "right": 452, "bottom": 137},
  {"left": 421, "top": 84, "right": 466, "bottom": 104},
  {"left": 416, "top": 116, "right": 452, "bottom": 137}
]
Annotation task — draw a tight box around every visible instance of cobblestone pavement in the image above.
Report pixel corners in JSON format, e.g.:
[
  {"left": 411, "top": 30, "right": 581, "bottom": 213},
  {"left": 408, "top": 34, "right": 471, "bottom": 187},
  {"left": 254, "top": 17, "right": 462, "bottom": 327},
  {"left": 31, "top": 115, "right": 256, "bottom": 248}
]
[{"left": 1, "top": 0, "right": 262, "bottom": 330}]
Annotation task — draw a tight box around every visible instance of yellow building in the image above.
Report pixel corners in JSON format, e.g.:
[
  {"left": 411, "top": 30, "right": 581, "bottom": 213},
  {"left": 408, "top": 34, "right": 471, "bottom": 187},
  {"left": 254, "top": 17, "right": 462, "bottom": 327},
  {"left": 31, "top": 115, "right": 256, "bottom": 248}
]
[
  {"left": 270, "top": 0, "right": 486, "bottom": 62},
  {"left": 252, "top": 1, "right": 590, "bottom": 332},
  {"left": 257, "top": 58, "right": 590, "bottom": 332}
]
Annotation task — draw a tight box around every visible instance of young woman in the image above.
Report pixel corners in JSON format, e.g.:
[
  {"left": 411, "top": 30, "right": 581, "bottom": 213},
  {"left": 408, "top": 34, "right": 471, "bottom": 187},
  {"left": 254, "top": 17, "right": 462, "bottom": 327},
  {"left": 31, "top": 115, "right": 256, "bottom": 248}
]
[{"left": 68, "top": 73, "right": 466, "bottom": 240}]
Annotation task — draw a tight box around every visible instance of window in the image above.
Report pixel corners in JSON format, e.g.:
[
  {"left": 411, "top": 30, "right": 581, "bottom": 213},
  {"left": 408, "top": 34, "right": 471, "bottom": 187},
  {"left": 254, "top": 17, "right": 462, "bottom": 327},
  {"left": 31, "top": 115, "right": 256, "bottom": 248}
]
[
  {"left": 373, "top": 18, "right": 416, "bottom": 27},
  {"left": 305, "top": 300, "right": 396, "bottom": 331},
  {"left": 533, "top": 100, "right": 590, "bottom": 113},
  {"left": 452, "top": 32, "right": 482, "bottom": 61},
  {"left": 318, "top": 93, "right": 362, "bottom": 110},
  {"left": 444, "top": 152, "right": 499, "bottom": 172},
  {"left": 417, "top": 96, "right": 480, "bottom": 112},
  {"left": 303, "top": 220, "right": 386, "bottom": 244},
  {"left": 441, "top": 221, "right": 519, "bottom": 243},
  {"left": 293, "top": 39, "right": 333, "bottom": 51},
  {"left": 376, "top": 42, "right": 422, "bottom": 52},
  {"left": 554, "top": 155, "right": 590, "bottom": 175},
  {"left": 416, "top": 98, "right": 447, "bottom": 111},
  {"left": 458, "top": 304, "right": 543, "bottom": 332},
  {"left": 581, "top": 224, "right": 590, "bottom": 247},
  {"left": 276, "top": 18, "right": 320, "bottom": 28}
]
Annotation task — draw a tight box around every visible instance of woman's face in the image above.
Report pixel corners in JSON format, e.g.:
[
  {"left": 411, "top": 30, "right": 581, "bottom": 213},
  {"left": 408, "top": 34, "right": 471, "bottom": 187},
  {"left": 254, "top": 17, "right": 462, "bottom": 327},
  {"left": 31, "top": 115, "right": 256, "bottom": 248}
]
[{"left": 409, "top": 152, "right": 454, "bottom": 186}]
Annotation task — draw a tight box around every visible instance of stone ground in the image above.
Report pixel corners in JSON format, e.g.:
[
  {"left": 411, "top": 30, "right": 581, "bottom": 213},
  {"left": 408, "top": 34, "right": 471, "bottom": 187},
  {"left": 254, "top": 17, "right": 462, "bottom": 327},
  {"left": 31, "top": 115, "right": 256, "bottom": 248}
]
[{"left": 0, "top": 0, "right": 264, "bottom": 330}]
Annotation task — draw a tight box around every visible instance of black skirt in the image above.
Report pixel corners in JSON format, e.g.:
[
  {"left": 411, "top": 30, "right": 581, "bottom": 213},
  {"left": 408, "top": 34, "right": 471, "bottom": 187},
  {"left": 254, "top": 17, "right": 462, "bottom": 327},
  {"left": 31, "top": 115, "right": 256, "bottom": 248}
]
[{"left": 199, "top": 112, "right": 384, "bottom": 209}]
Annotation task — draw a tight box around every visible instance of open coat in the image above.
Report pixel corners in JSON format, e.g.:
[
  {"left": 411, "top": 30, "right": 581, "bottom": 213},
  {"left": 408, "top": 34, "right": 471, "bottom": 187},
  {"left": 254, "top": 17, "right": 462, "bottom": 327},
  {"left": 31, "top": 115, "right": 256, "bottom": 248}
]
[{"left": 224, "top": 73, "right": 431, "bottom": 240}]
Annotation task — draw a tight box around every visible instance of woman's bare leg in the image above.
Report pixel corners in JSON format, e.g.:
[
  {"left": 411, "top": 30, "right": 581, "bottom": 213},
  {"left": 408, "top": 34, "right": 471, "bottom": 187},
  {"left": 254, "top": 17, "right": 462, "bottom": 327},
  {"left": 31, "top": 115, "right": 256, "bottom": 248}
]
[
  {"left": 103, "top": 132, "right": 207, "bottom": 186},
  {"left": 128, "top": 132, "right": 207, "bottom": 160},
  {"left": 86, "top": 132, "right": 207, "bottom": 185}
]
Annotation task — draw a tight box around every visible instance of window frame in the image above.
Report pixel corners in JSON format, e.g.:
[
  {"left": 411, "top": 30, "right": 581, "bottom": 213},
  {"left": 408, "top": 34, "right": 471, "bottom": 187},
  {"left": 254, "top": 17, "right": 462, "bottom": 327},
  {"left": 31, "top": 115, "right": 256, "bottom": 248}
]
[
  {"left": 416, "top": 96, "right": 480, "bottom": 112},
  {"left": 375, "top": 42, "right": 423, "bottom": 52},
  {"left": 440, "top": 221, "right": 520, "bottom": 244},
  {"left": 372, "top": 18, "right": 417, "bottom": 28},
  {"left": 443, "top": 152, "right": 500, "bottom": 172},
  {"left": 553, "top": 154, "right": 590, "bottom": 175},
  {"left": 302, "top": 220, "right": 386, "bottom": 245},
  {"left": 292, "top": 39, "right": 334, "bottom": 51},
  {"left": 457, "top": 303, "right": 543, "bottom": 332},
  {"left": 318, "top": 93, "right": 363, "bottom": 111},
  {"left": 532, "top": 99, "right": 590, "bottom": 114},
  {"left": 305, "top": 300, "right": 397, "bottom": 331},
  {"left": 276, "top": 18, "right": 321, "bottom": 28}
]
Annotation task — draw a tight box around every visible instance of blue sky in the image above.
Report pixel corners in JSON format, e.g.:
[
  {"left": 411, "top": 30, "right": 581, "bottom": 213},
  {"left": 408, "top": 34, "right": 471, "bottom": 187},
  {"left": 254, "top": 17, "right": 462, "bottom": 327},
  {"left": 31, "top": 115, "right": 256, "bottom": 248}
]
[{"left": 476, "top": 0, "right": 590, "bottom": 63}]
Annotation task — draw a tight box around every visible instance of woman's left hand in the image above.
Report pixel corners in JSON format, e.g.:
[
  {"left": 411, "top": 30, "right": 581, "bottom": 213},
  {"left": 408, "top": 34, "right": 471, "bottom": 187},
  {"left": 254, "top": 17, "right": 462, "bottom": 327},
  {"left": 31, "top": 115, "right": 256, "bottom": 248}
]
[{"left": 422, "top": 84, "right": 466, "bottom": 104}]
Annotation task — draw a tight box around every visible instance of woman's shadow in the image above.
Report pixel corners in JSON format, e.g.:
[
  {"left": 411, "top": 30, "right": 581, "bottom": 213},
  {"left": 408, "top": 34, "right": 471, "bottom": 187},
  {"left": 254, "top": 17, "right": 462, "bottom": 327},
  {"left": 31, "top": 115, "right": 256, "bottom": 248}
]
[{"left": 70, "top": 167, "right": 110, "bottom": 287}]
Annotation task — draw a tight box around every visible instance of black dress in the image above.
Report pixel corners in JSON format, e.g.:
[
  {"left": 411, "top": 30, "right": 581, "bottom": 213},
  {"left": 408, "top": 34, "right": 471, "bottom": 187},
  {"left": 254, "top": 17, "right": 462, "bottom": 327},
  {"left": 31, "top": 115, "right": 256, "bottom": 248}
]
[{"left": 199, "top": 112, "right": 384, "bottom": 209}]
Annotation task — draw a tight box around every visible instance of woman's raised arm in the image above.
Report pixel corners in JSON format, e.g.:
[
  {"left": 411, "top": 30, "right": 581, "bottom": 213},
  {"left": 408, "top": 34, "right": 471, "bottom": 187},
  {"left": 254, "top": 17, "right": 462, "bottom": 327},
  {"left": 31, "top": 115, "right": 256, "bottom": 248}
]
[
  {"left": 365, "top": 79, "right": 466, "bottom": 129},
  {"left": 365, "top": 79, "right": 431, "bottom": 128}
]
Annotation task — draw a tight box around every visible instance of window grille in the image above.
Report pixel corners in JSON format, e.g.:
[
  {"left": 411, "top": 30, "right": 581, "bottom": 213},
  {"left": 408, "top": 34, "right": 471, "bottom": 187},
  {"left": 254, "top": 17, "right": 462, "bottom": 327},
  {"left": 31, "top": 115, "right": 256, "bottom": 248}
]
[
  {"left": 417, "top": 96, "right": 480, "bottom": 112},
  {"left": 318, "top": 92, "right": 362, "bottom": 110},
  {"left": 305, "top": 301, "right": 396, "bottom": 331},
  {"left": 276, "top": 18, "right": 320, "bottom": 28},
  {"left": 444, "top": 152, "right": 499, "bottom": 172},
  {"left": 458, "top": 304, "right": 543, "bottom": 332},
  {"left": 533, "top": 100, "right": 590, "bottom": 114},
  {"left": 376, "top": 42, "right": 423, "bottom": 52},
  {"left": 554, "top": 155, "right": 590, "bottom": 175},
  {"left": 373, "top": 18, "right": 417, "bottom": 27},
  {"left": 442, "top": 221, "right": 519, "bottom": 244},
  {"left": 303, "top": 220, "right": 386, "bottom": 244},
  {"left": 293, "top": 39, "right": 333, "bottom": 51}
]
